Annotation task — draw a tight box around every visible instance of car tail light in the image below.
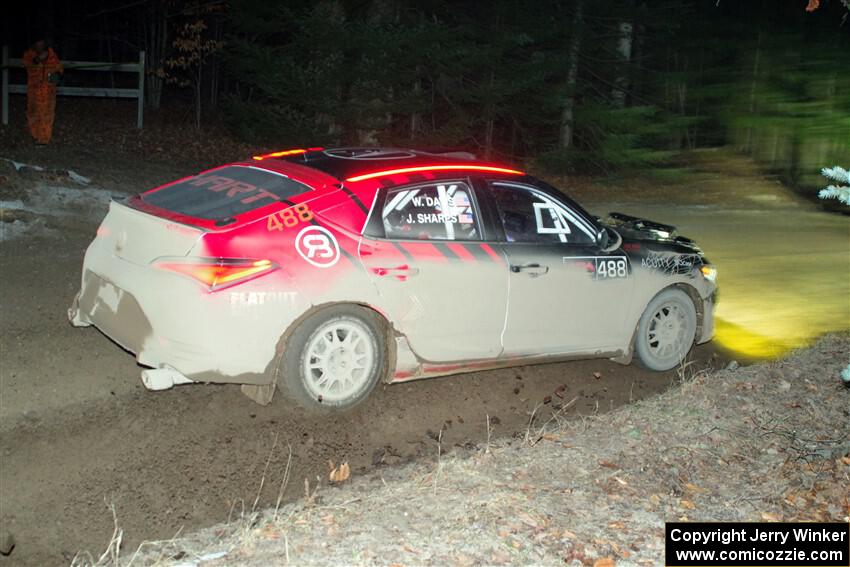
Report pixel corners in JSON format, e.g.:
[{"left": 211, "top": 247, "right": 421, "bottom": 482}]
[{"left": 154, "top": 257, "right": 278, "bottom": 291}]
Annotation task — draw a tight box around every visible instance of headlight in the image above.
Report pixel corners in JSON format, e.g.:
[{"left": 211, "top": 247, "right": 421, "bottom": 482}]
[{"left": 700, "top": 265, "right": 717, "bottom": 282}]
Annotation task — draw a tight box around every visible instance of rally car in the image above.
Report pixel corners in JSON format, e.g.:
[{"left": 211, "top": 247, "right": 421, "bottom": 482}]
[{"left": 68, "top": 147, "right": 717, "bottom": 410}]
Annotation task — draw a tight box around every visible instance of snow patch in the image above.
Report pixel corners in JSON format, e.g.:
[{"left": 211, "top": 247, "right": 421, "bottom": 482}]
[
  {"left": 33, "top": 184, "right": 117, "bottom": 211},
  {"left": 2, "top": 184, "right": 121, "bottom": 216},
  {"left": 2, "top": 158, "right": 44, "bottom": 173},
  {"left": 68, "top": 170, "right": 92, "bottom": 185},
  {"left": 0, "top": 220, "right": 30, "bottom": 241},
  {"left": 0, "top": 218, "right": 58, "bottom": 242},
  {"left": 0, "top": 200, "right": 27, "bottom": 211},
  {"left": 0, "top": 183, "right": 126, "bottom": 242}
]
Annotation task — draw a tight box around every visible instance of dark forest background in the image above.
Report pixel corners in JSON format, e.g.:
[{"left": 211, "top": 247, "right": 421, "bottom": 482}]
[{"left": 2, "top": 0, "right": 848, "bottom": 187}]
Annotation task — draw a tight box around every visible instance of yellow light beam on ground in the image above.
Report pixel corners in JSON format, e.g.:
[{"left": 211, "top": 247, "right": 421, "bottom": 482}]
[{"left": 713, "top": 317, "right": 802, "bottom": 361}]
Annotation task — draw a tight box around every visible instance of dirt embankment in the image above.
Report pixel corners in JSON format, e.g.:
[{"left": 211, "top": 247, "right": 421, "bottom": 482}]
[{"left": 76, "top": 336, "right": 849, "bottom": 567}]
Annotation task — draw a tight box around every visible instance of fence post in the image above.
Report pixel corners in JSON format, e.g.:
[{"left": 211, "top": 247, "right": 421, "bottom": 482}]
[
  {"left": 137, "top": 50, "right": 145, "bottom": 129},
  {"left": 2, "top": 45, "right": 9, "bottom": 126}
]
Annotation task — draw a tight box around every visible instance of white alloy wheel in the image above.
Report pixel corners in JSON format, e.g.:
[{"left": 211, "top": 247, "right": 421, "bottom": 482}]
[
  {"left": 635, "top": 288, "right": 697, "bottom": 371},
  {"left": 301, "top": 316, "right": 378, "bottom": 404}
]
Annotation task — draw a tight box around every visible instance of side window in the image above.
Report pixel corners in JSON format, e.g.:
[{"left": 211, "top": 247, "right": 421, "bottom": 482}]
[
  {"left": 490, "top": 182, "right": 595, "bottom": 244},
  {"left": 381, "top": 181, "right": 481, "bottom": 241}
]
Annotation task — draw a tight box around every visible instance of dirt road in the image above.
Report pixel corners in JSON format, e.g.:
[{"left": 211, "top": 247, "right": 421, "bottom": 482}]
[
  {"left": 1, "top": 151, "right": 844, "bottom": 566},
  {"left": 576, "top": 153, "right": 850, "bottom": 360}
]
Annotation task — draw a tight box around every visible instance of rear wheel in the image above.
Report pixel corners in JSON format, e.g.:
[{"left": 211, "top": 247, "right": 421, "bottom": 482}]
[
  {"left": 635, "top": 288, "right": 697, "bottom": 371},
  {"left": 278, "top": 305, "right": 387, "bottom": 411}
]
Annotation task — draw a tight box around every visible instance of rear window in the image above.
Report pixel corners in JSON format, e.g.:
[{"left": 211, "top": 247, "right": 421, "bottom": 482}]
[{"left": 142, "top": 166, "right": 311, "bottom": 221}]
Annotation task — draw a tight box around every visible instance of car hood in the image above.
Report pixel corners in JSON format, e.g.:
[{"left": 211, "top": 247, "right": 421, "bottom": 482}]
[{"left": 602, "top": 211, "right": 708, "bottom": 259}]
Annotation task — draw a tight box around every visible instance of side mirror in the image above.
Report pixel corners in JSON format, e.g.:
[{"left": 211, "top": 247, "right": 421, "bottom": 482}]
[
  {"left": 598, "top": 226, "right": 622, "bottom": 253},
  {"left": 596, "top": 227, "right": 609, "bottom": 249}
]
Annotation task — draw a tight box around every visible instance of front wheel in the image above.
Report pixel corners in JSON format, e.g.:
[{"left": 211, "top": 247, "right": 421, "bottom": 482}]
[
  {"left": 634, "top": 288, "right": 697, "bottom": 371},
  {"left": 278, "top": 305, "right": 387, "bottom": 411}
]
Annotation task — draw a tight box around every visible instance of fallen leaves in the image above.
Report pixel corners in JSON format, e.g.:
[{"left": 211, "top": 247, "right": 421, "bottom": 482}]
[
  {"left": 684, "top": 482, "right": 707, "bottom": 494},
  {"left": 328, "top": 461, "right": 350, "bottom": 483},
  {"left": 260, "top": 524, "right": 282, "bottom": 540}
]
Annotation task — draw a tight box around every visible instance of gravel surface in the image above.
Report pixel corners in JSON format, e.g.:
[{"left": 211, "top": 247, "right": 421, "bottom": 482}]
[{"left": 82, "top": 335, "right": 849, "bottom": 567}]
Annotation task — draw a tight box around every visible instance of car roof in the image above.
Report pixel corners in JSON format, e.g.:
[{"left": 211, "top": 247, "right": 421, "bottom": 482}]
[{"left": 253, "top": 147, "right": 508, "bottom": 183}]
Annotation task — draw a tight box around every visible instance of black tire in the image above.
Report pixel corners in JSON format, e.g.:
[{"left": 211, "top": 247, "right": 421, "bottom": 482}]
[
  {"left": 634, "top": 288, "right": 697, "bottom": 371},
  {"left": 277, "top": 305, "right": 387, "bottom": 411}
]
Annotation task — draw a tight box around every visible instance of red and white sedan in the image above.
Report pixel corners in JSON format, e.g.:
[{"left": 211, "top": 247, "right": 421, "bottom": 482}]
[{"left": 69, "top": 147, "right": 717, "bottom": 410}]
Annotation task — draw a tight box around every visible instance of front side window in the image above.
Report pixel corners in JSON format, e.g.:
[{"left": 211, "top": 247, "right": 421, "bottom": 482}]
[
  {"left": 490, "top": 182, "right": 596, "bottom": 244},
  {"left": 381, "top": 181, "right": 480, "bottom": 241}
]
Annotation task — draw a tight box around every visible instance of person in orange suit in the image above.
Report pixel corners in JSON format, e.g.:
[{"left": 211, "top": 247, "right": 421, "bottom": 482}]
[{"left": 22, "top": 40, "right": 63, "bottom": 145}]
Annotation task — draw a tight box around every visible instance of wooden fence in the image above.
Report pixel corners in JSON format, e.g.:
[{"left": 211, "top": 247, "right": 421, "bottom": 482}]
[{"left": 1, "top": 46, "right": 145, "bottom": 129}]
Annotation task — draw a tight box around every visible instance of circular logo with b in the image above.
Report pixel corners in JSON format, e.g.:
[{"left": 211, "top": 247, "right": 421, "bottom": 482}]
[{"left": 295, "top": 226, "right": 340, "bottom": 268}]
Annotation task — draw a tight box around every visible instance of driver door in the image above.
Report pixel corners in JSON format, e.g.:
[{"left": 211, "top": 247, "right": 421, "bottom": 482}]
[
  {"left": 485, "top": 180, "right": 635, "bottom": 356},
  {"left": 358, "top": 179, "right": 509, "bottom": 362}
]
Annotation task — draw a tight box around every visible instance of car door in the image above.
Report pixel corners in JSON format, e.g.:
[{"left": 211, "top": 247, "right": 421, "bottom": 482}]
[
  {"left": 484, "top": 180, "right": 635, "bottom": 356},
  {"left": 358, "top": 179, "right": 509, "bottom": 362}
]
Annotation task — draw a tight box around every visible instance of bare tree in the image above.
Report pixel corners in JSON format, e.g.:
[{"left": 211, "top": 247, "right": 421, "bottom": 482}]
[
  {"left": 559, "top": 0, "right": 583, "bottom": 149},
  {"left": 165, "top": 18, "right": 222, "bottom": 129}
]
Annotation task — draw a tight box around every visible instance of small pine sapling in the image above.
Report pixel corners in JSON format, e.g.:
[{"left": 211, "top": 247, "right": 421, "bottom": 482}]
[{"left": 817, "top": 166, "right": 850, "bottom": 386}]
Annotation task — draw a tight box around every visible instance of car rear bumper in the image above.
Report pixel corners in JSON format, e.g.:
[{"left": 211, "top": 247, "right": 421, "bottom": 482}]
[{"left": 68, "top": 242, "right": 298, "bottom": 385}]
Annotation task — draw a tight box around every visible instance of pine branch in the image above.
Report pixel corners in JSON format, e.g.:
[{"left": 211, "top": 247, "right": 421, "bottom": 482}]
[
  {"left": 817, "top": 166, "right": 850, "bottom": 205},
  {"left": 818, "top": 186, "right": 850, "bottom": 205},
  {"left": 821, "top": 166, "right": 850, "bottom": 184}
]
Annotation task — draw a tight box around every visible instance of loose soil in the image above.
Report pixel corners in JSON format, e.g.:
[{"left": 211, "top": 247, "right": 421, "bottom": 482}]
[{"left": 107, "top": 335, "right": 850, "bottom": 567}]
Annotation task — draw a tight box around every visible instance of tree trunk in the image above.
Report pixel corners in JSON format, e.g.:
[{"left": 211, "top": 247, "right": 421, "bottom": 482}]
[
  {"left": 410, "top": 68, "right": 422, "bottom": 140},
  {"left": 144, "top": 1, "right": 167, "bottom": 111},
  {"left": 745, "top": 31, "right": 762, "bottom": 153},
  {"left": 61, "top": 2, "right": 81, "bottom": 60},
  {"left": 483, "top": 70, "right": 496, "bottom": 159},
  {"left": 209, "top": 20, "right": 221, "bottom": 110},
  {"left": 629, "top": 2, "right": 646, "bottom": 102},
  {"left": 612, "top": 20, "right": 633, "bottom": 107},
  {"left": 559, "top": 0, "right": 583, "bottom": 149},
  {"left": 195, "top": 65, "right": 202, "bottom": 130}
]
